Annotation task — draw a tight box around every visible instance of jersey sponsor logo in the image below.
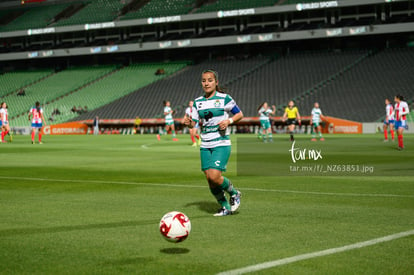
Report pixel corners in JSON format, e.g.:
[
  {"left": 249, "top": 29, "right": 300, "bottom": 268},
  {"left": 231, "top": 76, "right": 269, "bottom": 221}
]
[
  {"left": 215, "top": 160, "right": 221, "bottom": 166},
  {"left": 203, "top": 111, "right": 214, "bottom": 122}
]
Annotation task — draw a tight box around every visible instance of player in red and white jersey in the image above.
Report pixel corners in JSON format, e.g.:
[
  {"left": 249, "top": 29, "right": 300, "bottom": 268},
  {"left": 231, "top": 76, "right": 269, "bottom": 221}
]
[
  {"left": 0, "top": 102, "right": 11, "bottom": 143},
  {"left": 182, "top": 100, "right": 200, "bottom": 146},
  {"left": 383, "top": 98, "right": 395, "bottom": 142},
  {"left": 394, "top": 95, "right": 409, "bottom": 150},
  {"left": 28, "top": 101, "right": 47, "bottom": 144}
]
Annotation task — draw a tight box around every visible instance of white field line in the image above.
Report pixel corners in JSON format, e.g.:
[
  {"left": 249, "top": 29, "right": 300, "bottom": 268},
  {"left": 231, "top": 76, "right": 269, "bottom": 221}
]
[
  {"left": 0, "top": 176, "right": 413, "bottom": 198},
  {"left": 217, "top": 229, "right": 414, "bottom": 275}
]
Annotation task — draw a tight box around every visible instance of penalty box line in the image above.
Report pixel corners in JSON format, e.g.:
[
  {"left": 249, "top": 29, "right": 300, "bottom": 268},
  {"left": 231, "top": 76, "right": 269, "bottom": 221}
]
[
  {"left": 217, "top": 229, "right": 414, "bottom": 275},
  {"left": 0, "top": 176, "right": 413, "bottom": 198}
]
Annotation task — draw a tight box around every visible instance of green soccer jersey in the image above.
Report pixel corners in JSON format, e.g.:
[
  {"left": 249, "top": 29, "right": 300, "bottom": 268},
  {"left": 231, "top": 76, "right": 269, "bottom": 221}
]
[
  {"left": 192, "top": 91, "right": 239, "bottom": 148},
  {"left": 311, "top": 107, "right": 322, "bottom": 123},
  {"left": 164, "top": 106, "right": 173, "bottom": 124},
  {"left": 259, "top": 107, "right": 272, "bottom": 121}
]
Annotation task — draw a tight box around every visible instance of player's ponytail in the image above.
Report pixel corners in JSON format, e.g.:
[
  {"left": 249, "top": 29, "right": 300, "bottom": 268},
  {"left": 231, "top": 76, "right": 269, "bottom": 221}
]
[
  {"left": 257, "top": 102, "right": 265, "bottom": 111},
  {"left": 35, "top": 101, "right": 41, "bottom": 114}
]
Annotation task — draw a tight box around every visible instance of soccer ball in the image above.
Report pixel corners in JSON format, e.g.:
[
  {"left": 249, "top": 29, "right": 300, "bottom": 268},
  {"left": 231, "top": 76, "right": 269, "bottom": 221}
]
[{"left": 159, "top": 211, "right": 191, "bottom": 243}]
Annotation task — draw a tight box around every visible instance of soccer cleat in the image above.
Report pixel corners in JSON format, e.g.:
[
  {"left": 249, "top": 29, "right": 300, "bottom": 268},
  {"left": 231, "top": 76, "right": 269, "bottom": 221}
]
[
  {"left": 39, "top": 141, "right": 43, "bottom": 144},
  {"left": 383, "top": 139, "right": 389, "bottom": 142},
  {"left": 9, "top": 134, "right": 12, "bottom": 142},
  {"left": 197, "top": 138, "right": 201, "bottom": 146},
  {"left": 213, "top": 207, "right": 231, "bottom": 217},
  {"left": 397, "top": 146, "right": 404, "bottom": 151},
  {"left": 172, "top": 138, "right": 179, "bottom": 141},
  {"left": 230, "top": 191, "right": 241, "bottom": 212},
  {"left": 32, "top": 141, "right": 35, "bottom": 144},
  {"left": 156, "top": 134, "right": 161, "bottom": 141},
  {"left": 320, "top": 138, "right": 325, "bottom": 141},
  {"left": 192, "top": 142, "right": 197, "bottom": 147},
  {"left": 311, "top": 138, "right": 317, "bottom": 141}
]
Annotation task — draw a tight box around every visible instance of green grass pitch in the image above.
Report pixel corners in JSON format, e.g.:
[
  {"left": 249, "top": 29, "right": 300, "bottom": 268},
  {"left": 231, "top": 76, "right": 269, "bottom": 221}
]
[{"left": 0, "top": 134, "right": 413, "bottom": 274}]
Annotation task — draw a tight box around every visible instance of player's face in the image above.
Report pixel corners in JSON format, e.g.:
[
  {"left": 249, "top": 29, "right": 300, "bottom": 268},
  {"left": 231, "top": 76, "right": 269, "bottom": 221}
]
[
  {"left": 394, "top": 96, "right": 399, "bottom": 103},
  {"left": 201, "top": 72, "right": 217, "bottom": 94},
  {"left": 166, "top": 101, "right": 170, "bottom": 106},
  {"left": 188, "top": 101, "right": 193, "bottom": 107},
  {"left": 1, "top": 102, "right": 6, "bottom": 108},
  {"left": 263, "top": 102, "right": 268, "bottom": 109},
  {"left": 288, "top": 101, "right": 294, "bottom": 108},
  {"left": 385, "top": 99, "right": 389, "bottom": 105},
  {"left": 314, "top": 103, "right": 319, "bottom": 108}
]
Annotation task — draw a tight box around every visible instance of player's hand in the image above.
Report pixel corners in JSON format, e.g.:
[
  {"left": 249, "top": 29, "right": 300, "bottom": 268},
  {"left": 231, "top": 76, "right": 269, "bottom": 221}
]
[
  {"left": 298, "top": 120, "right": 302, "bottom": 126},
  {"left": 218, "top": 119, "right": 230, "bottom": 130},
  {"left": 183, "top": 115, "right": 192, "bottom": 126}
]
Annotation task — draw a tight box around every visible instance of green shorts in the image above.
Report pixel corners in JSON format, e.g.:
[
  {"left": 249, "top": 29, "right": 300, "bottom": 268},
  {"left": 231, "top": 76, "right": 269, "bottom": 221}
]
[
  {"left": 260, "top": 120, "right": 271, "bottom": 129},
  {"left": 200, "top": 146, "right": 231, "bottom": 172},
  {"left": 312, "top": 122, "right": 320, "bottom": 128}
]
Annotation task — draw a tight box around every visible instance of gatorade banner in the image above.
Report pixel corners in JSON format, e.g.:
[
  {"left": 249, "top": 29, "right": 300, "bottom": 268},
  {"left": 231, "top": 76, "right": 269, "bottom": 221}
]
[
  {"left": 41, "top": 122, "right": 89, "bottom": 135},
  {"left": 321, "top": 116, "right": 362, "bottom": 134}
]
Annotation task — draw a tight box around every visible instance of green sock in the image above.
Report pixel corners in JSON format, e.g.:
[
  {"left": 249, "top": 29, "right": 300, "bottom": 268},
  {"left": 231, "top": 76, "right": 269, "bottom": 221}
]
[
  {"left": 210, "top": 186, "right": 230, "bottom": 210},
  {"left": 220, "top": 177, "right": 238, "bottom": 196},
  {"left": 172, "top": 130, "right": 176, "bottom": 137},
  {"left": 268, "top": 133, "right": 273, "bottom": 140}
]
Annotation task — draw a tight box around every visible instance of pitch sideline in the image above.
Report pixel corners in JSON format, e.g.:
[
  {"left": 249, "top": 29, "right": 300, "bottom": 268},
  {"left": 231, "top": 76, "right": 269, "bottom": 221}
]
[{"left": 217, "top": 229, "right": 414, "bottom": 275}]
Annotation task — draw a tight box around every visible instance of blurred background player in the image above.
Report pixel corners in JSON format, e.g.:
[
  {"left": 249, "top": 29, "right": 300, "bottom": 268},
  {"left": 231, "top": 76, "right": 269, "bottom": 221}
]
[
  {"left": 28, "top": 101, "right": 47, "bottom": 144},
  {"left": 184, "top": 69, "right": 242, "bottom": 217},
  {"left": 257, "top": 102, "right": 276, "bottom": 143},
  {"left": 158, "top": 100, "right": 178, "bottom": 141},
  {"left": 93, "top": 116, "right": 99, "bottom": 135},
  {"left": 394, "top": 95, "right": 409, "bottom": 150},
  {"left": 383, "top": 98, "right": 395, "bottom": 142},
  {"left": 0, "top": 102, "right": 12, "bottom": 143},
  {"left": 310, "top": 102, "right": 325, "bottom": 141},
  {"left": 182, "top": 100, "right": 200, "bottom": 146},
  {"left": 282, "top": 100, "right": 301, "bottom": 141}
]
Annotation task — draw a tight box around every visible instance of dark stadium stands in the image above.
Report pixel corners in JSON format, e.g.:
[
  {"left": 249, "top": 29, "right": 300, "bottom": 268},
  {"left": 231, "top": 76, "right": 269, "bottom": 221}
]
[
  {"left": 73, "top": 57, "right": 270, "bottom": 120},
  {"left": 299, "top": 48, "right": 414, "bottom": 121},
  {"left": 70, "top": 48, "right": 414, "bottom": 123}
]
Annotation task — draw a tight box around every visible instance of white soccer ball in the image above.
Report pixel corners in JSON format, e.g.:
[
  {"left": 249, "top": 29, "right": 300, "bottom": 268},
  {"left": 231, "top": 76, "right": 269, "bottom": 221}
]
[{"left": 159, "top": 211, "right": 191, "bottom": 243}]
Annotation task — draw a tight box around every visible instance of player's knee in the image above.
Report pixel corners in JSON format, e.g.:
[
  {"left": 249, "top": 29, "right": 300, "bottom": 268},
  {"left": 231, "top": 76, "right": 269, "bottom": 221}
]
[{"left": 205, "top": 170, "right": 221, "bottom": 186}]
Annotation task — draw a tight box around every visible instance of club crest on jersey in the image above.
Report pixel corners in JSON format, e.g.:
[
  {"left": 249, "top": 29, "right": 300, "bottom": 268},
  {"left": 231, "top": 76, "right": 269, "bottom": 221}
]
[{"left": 214, "top": 100, "right": 221, "bottom": 107}]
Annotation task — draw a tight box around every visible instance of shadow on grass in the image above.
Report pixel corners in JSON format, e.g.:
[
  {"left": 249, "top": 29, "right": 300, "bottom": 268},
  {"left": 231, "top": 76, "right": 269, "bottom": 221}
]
[
  {"left": 0, "top": 219, "right": 159, "bottom": 237},
  {"left": 160, "top": 247, "right": 190, "bottom": 254},
  {"left": 0, "top": 213, "right": 213, "bottom": 237},
  {"left": 185, "top": 201, "right": 218, "bottom": 214}
]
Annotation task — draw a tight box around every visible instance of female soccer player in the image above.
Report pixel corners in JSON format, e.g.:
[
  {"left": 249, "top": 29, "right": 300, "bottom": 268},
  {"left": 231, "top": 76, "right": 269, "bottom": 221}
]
[
  {"left": 282, "top": 100, "right": 301, "bottom": 141},
  {"left": 158, "top": 100, "right": 178, "bottom": 141},
  {"left": 182, "top": 100, "right": 200, "bottom": 146},
  {"left": 184, "top": 69, "right": 243, "bottom": 217},
  {"left": 310, "top": 102, "right": 325, "bottom": 141},
  {"left": 383, "top": 98, "right": 395, "bottom": 142},
  {"left": 258, "top": 102, "right": 276, "bottom": 142},
  {"left": 0, "top": 102, "right": 11, "bottom": 143},
  {"left": 394, "top": 95, "right": 409, "bottom": 150},
  {"left": 28, "top": 101, "right": 47, "bottom": 144}
]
